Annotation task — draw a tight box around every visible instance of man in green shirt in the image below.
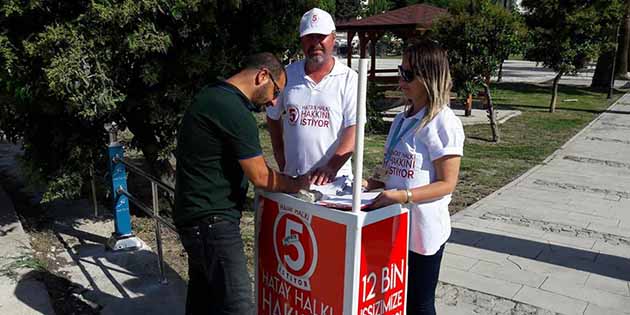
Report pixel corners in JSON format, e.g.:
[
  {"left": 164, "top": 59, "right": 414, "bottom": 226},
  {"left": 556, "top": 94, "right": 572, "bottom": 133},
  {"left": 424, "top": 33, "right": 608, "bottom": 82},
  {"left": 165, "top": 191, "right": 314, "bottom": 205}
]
[{"left": 175, "top": 53, "right": 307, "bottom": 314}]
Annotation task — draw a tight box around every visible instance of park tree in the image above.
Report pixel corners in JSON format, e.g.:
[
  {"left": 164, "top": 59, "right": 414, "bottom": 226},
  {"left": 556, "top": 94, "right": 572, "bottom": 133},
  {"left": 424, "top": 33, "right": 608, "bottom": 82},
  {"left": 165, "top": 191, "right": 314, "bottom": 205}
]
[
  {"left": 432, "top": 0, "right": 524, "bottom": 142},
  {"left": 617, "top": 0, "right": 630, "bottom": 78},
  {"left": 363, "top": 0, "right": 393, "bottom": 16},
  {"left": 390, "top": 0, "right": 515, "bottom": 10},
  {"left": 318, "top": 0, "right": 336, "bottom": 15},
  {"left": 522, "top": 0, "right": 623, "bottom": 112},
  {"left": 336, "top": 0, "right": 361, "bottom": 21},
  {"left": 0, "top": 0, "right": 317, "bottom": 202},
  {"left": 591, "top": 0, "right": 630, "bottom": 88}
]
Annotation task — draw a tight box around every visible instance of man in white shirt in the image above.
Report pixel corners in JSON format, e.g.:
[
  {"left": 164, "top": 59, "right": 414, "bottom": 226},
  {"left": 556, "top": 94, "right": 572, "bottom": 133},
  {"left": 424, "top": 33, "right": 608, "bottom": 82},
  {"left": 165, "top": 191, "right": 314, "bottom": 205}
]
[{"left": 267, "top": 7, "right": 358, "bottom": 185}]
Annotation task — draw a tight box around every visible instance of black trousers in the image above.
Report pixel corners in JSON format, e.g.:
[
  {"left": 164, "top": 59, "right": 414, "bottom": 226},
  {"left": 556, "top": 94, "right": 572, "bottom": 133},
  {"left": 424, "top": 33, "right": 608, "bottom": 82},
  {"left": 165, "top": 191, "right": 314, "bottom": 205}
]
[
  {"left": 406, "top": 244, "right": 445, "bottom": 315},
  {"left": 178, "top": 216, "right": 253, "bottom": 315}
]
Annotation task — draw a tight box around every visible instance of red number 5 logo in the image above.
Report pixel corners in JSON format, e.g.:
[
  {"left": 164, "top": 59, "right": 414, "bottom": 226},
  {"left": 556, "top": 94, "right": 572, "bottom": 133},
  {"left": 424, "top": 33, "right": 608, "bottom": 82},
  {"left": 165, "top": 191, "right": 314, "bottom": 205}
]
[
  {"left": 273, "top": 213, "right": 318, "bottom": 278},
  {"left": 287, "top": 106, "right": 299, "bottom": 126}
]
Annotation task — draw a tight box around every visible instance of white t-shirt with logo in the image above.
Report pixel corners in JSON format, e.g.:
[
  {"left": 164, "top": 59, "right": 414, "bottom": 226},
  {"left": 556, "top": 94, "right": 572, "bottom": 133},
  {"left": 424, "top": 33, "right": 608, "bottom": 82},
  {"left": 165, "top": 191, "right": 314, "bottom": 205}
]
[
  {"left": 267, "top": 58, "right": 358, "bottom": 177},
  {"left": 383, "top": 106, "right": 465, "bottom": 255}
]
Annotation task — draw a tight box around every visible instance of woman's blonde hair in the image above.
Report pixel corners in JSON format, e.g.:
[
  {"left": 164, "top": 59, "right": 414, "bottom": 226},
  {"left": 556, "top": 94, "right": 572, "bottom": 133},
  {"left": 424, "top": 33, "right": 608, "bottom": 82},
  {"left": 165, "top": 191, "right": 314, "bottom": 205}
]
[{"left": 403, "top": 41, "right": 452, "bottom": 130}]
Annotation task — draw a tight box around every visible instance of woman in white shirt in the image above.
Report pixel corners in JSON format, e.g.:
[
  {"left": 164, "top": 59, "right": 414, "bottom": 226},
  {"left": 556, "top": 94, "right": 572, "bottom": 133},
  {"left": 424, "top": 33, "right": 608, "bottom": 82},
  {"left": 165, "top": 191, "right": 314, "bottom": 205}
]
[{"left": 364, "top": 41, "right": 465, "bottom": 315}]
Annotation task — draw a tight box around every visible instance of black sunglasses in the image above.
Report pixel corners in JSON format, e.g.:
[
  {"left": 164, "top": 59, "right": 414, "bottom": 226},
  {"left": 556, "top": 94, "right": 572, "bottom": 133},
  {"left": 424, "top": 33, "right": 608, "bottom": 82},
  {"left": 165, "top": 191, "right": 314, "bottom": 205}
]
[
  {"left": 261, "top": 68, "right": 281, "bottom": 99},
  {"left": 398, "top": 65, "right": 415, "bottom": 83}
]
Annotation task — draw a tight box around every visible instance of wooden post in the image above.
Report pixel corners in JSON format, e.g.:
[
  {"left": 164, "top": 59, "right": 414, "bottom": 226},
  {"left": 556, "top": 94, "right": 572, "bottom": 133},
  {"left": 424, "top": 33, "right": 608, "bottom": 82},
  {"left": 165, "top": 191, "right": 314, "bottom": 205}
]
[
  {"left": 359, "top": 32, "right": 368, "bottom": 58},
  {"left": 369, "top": 34, "right": 377, "bottom": 79},
  {"left": 347, "top": 31, "right": 355, "bottom": 68},
  {"left": 465, "top": 94, "right": 472, "bottom": 117}
]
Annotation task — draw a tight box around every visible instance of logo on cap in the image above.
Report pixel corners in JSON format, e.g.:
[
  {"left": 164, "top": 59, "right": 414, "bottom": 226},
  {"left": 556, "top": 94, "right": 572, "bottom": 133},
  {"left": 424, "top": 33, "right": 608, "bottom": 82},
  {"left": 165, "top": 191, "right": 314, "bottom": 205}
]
[{"left": 311, "top": 14, "right": 318, "bottom": 23}]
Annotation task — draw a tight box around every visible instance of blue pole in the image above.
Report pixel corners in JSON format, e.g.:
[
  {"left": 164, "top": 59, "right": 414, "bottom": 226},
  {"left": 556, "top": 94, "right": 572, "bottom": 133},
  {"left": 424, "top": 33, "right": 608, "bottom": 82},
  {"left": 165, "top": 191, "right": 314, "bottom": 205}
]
[{"left": 108, "top": 143, "right": 133, "bottom": 236}]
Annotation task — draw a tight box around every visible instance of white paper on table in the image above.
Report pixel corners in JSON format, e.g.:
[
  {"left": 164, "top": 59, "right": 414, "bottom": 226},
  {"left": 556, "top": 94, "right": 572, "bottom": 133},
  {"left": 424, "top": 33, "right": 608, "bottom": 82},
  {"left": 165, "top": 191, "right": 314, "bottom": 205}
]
[
  {"left": 309, "top": 176, "right": 352, "bottom": 196},
  {"left": 317, "top": 192, "right": 381, "bottom": 210}
]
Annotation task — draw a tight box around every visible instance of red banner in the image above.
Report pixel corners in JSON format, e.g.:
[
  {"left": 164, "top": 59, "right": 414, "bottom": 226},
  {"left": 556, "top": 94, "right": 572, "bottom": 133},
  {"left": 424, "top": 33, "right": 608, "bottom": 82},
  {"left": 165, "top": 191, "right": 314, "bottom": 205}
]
[
  {"left": 357, "top": 215, "right": 408, "bottom": 315},
  {"left": 257, "top": 197, "right": 346, "bottom": 315}
]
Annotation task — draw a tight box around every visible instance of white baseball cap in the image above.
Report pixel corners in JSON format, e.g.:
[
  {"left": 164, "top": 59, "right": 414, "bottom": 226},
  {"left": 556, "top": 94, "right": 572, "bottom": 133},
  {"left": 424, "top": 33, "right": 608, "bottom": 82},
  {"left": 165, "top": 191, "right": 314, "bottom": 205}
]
[{"left": 299, "top": 8, "right": 335, "bottom": 37}]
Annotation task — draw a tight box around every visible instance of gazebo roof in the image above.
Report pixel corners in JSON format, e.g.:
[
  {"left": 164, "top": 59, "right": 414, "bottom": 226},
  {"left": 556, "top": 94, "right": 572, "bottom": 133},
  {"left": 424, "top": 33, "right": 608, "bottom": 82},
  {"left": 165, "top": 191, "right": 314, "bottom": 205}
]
[{"left": 336, "top": 4, "right": 448, "bottom": 32}]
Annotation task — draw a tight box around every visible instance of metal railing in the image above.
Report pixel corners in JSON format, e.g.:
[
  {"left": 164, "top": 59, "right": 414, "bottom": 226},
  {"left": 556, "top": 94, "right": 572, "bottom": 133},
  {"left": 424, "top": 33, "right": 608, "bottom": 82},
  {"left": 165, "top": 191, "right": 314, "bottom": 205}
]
[{"left": 111, "top": 155, "right": 176, "bottom": 285}]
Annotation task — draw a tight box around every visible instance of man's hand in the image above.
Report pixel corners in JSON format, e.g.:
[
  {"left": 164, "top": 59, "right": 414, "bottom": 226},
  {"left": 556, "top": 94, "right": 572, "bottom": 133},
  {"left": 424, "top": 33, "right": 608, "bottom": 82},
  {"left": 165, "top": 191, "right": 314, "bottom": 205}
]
[
  {"left": 309, "top": 165, "right": 337, "bottom": 185},
  {"left": 288, "top": 175, "right": 311, "bottom": 193}
]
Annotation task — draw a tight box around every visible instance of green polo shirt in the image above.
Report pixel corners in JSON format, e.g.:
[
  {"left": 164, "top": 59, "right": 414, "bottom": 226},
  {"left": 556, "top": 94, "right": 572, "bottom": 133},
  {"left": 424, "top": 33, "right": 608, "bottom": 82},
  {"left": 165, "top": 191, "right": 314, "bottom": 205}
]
[{"left": 174, "top": 81, "right": 262, "bottom": 227}]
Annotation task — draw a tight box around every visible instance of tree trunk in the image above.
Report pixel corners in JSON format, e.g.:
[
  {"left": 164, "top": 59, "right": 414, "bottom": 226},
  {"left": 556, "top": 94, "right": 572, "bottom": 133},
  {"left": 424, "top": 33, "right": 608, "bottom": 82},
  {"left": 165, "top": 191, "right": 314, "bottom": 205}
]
[
  {"left": 497, "top": 61, "right": 504, "bottom": 83},
  {"left": 617, "top": 0, "right": 630, "bottom": 77},
  {"left": 481, "top": 82, "right": 500, "bottom": 142},
  {"left": 549, "top": 72, "right": 563, "bottom": 113},
  {"left": 464, "top": 93, "right": 473, "bottom": 116},
  {"left": 591, "top": 50, "right": 615, "bottom": 89}
]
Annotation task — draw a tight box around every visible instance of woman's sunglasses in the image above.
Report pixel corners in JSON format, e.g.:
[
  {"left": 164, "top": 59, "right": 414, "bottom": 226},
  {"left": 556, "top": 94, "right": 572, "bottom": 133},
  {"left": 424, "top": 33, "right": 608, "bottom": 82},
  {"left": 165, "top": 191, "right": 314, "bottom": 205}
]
[{"left": 398, "top": 65, "right": 415, "bottom": 83}]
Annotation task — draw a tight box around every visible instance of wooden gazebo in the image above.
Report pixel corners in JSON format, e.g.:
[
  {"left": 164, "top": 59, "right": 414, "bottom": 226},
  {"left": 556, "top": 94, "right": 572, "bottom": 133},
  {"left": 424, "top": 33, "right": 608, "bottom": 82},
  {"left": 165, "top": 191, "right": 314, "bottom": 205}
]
[{"left": 336, "top": 4, "right": 448, "bottom": 81}]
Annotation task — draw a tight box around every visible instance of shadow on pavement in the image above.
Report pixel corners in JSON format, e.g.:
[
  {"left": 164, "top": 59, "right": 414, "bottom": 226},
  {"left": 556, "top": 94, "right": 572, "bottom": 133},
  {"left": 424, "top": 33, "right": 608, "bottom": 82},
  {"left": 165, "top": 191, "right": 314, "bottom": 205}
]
[
  {"left": 14, "top": 222, "right": 187, "bottom": 315},
  {"left": 16, "top": 270, "right": 100, "bottom": 314},
  {"left": 50, "top": 221, "right": 187, "bottom": 314},
  {"left": 450, "top": 227, "right": 630, "bottom": 281}
]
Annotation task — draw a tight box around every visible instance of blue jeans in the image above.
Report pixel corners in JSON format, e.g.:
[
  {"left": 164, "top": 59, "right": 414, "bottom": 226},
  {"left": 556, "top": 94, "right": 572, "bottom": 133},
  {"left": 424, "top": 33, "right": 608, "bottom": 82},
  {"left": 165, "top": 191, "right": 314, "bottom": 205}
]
[
  {"left": 407, "top": 244, "right": 445, "bottom": 315},
  {"left": 178, "top": 216, "right": 253, "bottom": 315}
]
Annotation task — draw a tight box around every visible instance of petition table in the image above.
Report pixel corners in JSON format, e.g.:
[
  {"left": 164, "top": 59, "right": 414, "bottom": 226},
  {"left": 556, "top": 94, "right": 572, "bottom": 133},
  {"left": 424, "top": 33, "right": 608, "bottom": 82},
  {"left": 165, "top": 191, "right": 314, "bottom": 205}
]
[{"left": 255, "top": 191, "right": 409, "bottom": 315}]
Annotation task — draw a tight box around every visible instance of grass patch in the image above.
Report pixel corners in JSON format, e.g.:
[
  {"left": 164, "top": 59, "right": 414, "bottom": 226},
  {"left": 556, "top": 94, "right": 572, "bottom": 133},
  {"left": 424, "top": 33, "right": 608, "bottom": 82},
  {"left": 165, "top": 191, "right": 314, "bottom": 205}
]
[{"left": 0, "top": 255, "right": 46, "bottom": 281}]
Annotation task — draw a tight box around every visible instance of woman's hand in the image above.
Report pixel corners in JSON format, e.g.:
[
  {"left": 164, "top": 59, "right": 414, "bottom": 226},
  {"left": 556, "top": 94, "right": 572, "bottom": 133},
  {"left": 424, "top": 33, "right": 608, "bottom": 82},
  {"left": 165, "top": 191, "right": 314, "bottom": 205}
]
[
  {"left": 367, "top": 189, "right": 406, "bottom": 210},
  {"left": 363, "top": 178, "right": 385, "bottom": 191}
]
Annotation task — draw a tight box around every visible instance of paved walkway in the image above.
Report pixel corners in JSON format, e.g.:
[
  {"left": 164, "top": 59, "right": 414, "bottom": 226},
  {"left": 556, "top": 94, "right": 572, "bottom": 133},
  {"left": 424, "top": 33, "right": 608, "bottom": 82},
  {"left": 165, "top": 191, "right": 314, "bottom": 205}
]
[
  {"left": 436, "top": 94, "right": 630, "bottom": 314},
  {"left": 0, "top": 189, "right": 54, "bottom": 314}
]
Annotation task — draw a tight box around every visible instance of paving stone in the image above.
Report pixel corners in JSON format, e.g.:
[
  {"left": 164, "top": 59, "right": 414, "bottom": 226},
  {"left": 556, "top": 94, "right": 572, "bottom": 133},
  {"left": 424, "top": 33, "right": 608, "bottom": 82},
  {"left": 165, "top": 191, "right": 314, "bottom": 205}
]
[
  {"left": 0, "top": 280, "right": 55, "bottom": 315},
  {"left": 592, "top": 254, "right": 630, "bottom": 282},
  {"left": 587, "top": 222, "right": 630, "bottom": 238},
  {"left": 550, "top": 157, "right": 630, "bottom": 176},
  {"left": 513, "top": 286, "right": 587, "bottom": 315},
  {"left": 585, "top": 273, "right": 630, "bottom": 297},
  {"left": 448, "top": 225, "right": 486, "bottom": 246},
  {"left": 541, "top": 232, "right": 596, "bottom": 250},
  {"left": 506, "top": 255, "right": 590, "bottom": 286},
  {"left": 473, "top": 233, "right": 546, "bottom": 260},
  {"left": 566, "top": 141, "right": 630, "bottom": 161},
  {"left": 442, "top": 252, "right": 479, "bottom": 271},
  {"left": 592, "top": 240, "right": 630, "bottom": 259},
  {"left": 470, "top": 260, "right": 547, "bottom": 288},
  {"left": 480, "top": 219, "right": 548, "bottom": 239},
  {"left": 458, "top": 215, "right": 547, "bottom": 239},
  {"left": 534, "top": 168, "right": 630, "bottom": 192},
  {"left": 444, "top": 243, "right": 511, "bottom": 265},
  {"left": 439, "top": 266, "right": 523, "bottom": 300},
  {"left": 541, "top": 276, "right": 630, "bottom": 311},
  {"left": 535, "top": 245, "right": 598, "bottom": 272},
  {"left": 583, "top": 302, "right": 630, "bottom": 315},
  {"left": 436, "top": 282, "right": 558, "bottom": 315},
  {"left": 435, "top": 303, "right": 479, "bottom": 315}
]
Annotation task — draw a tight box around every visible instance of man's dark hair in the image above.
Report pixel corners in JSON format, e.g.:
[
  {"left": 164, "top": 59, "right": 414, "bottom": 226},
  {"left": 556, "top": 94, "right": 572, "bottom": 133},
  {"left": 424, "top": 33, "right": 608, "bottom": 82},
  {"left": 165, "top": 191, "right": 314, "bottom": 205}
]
[{"left": 242, "top": 53, "right": 286, "bottom": 85}]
